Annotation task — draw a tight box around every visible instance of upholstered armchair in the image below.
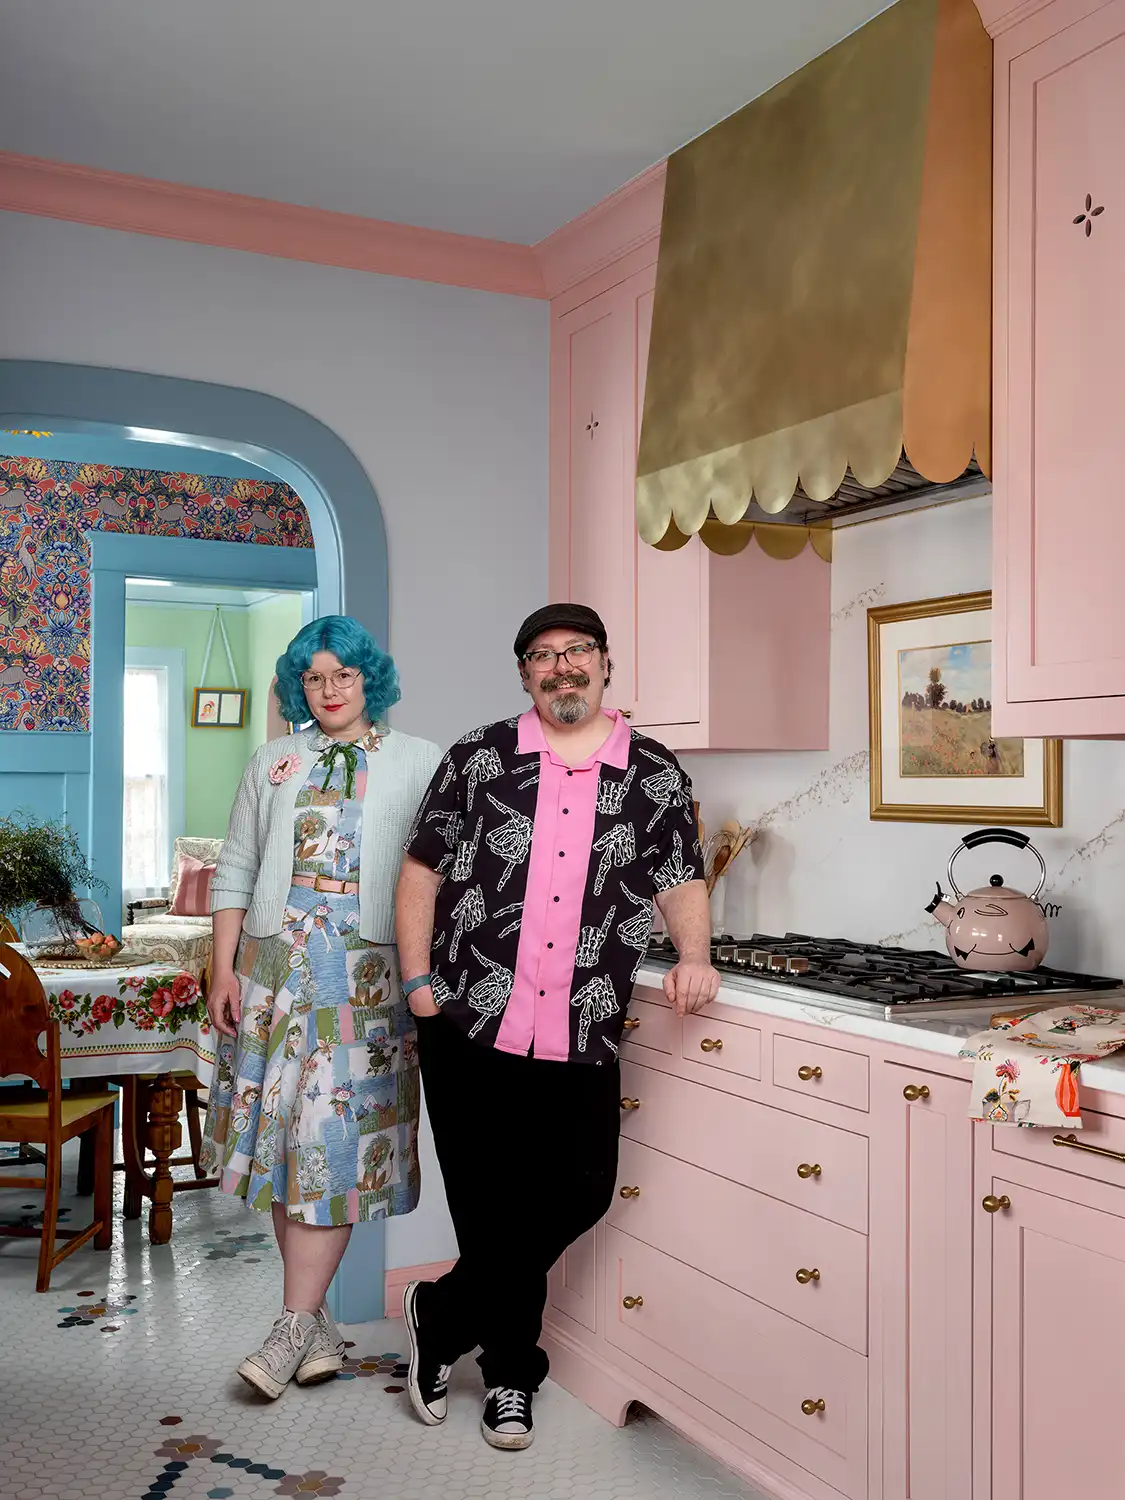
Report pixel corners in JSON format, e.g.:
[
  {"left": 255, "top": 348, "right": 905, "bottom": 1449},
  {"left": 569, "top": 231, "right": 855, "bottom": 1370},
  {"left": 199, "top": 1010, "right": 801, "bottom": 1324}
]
[{"left": 118, "top": 836, "right": 221, "bottom": 979}]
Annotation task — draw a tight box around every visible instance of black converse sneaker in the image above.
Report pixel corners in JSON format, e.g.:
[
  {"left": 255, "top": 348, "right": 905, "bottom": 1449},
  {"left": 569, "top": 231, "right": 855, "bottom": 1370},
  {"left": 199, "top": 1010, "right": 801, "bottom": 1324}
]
[
  {"left": 481, "top": 1387, "right": 534, "bottom": 1450},
  {"left": 402, "top": 1280, "right": 450, "bottom": 1425}
]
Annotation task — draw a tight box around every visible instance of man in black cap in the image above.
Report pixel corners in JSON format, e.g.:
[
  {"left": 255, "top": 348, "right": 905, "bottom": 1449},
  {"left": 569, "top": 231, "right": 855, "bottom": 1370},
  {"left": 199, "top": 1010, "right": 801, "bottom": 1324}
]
[{"left": 394, "top": 602, "right": 717, "bottom": 1450}]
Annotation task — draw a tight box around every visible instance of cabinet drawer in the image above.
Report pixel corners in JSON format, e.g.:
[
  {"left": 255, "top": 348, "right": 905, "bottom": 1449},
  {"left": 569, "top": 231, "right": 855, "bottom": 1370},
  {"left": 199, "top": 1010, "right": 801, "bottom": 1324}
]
[
  {"left": 609, "top": 1138, "right": 867, "bottom": 1352},
  {"left": 605, "top": 1226, "right": 868, "bottom": 1500},
  {"left": 619, "top": 1059, "right": 868, "bottom": 1232},
  {"left": 682, "top": 1013, "right": 762, "bottom": 1081},
  {"left": 622, "top": 994, "right": 677, "bottom": 1057},
  {"left": 773, "top": 1034, "right": 870, "bottom": 1112},
  {"left": 990, "top": 1107, "right": 1125, "bottom": 1196}
]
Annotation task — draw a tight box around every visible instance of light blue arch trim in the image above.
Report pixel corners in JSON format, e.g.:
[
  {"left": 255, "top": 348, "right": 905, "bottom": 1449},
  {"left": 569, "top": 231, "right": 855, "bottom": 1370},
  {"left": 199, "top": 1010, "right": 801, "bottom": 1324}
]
[
  {"left": 0, "top": 360, "right": 389, "bottom": 1322},
  {"left": 0, "top": 359, "right": 389, "bottom": 645}
]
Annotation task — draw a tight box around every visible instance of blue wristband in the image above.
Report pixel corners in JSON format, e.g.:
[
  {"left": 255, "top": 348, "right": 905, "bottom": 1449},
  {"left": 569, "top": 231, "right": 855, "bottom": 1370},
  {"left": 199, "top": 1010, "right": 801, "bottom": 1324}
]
[{"left": 401, "top": 973, "right": 432, "bottom": 997}]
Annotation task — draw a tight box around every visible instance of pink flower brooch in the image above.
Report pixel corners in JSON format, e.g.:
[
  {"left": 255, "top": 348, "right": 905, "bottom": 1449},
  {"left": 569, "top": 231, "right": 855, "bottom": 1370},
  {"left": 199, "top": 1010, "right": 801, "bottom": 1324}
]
[{"left": 268, "top": 751, "right": 303, "bottom": 786}]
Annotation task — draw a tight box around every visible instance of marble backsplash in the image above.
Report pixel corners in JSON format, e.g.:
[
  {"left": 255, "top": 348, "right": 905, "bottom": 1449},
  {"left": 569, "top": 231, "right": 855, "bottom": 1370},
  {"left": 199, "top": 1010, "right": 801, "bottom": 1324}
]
[{"left": 682, "top": 494, "right": 1125, "bottom": 979}]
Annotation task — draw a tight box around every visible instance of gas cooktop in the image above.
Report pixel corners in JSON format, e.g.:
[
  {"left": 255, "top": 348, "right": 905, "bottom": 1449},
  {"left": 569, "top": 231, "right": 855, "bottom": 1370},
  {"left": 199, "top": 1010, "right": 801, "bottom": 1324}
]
[{"left": 645, "top": 931, "right": 1123, "bottom": 1018}]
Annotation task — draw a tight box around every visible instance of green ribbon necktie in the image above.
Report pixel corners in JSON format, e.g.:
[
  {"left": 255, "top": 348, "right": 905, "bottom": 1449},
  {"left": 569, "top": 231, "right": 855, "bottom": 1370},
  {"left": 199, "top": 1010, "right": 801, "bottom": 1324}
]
[{"left": 319, "top": 740, "right": 359, "bottom": 799}]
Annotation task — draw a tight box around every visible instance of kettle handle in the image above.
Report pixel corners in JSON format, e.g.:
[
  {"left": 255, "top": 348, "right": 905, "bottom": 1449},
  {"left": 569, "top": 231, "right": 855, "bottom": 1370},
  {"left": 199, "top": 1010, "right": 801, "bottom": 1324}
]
[{"left": 948, "top": 827, "right": 1047, "bottom": 902}]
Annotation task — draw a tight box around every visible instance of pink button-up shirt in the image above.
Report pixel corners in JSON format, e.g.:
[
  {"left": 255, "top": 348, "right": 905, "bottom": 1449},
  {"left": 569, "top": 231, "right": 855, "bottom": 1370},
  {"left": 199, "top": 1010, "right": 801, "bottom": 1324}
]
[{"left": 491, "top": 708, "right": 631, "bottom": 1062}]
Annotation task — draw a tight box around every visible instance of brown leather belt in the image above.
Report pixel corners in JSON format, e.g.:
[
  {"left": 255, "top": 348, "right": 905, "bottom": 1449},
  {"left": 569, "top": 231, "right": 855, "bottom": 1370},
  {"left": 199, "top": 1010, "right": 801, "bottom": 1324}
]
[{"left": 291, "top": 874, "right": 360, "bottom": 895}]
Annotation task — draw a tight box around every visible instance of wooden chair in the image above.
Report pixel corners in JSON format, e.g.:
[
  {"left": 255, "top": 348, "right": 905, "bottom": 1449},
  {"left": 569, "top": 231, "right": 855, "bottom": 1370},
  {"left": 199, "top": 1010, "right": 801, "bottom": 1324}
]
[{"left": 0, "top": 942, "right": 115, "bottom": 1290}]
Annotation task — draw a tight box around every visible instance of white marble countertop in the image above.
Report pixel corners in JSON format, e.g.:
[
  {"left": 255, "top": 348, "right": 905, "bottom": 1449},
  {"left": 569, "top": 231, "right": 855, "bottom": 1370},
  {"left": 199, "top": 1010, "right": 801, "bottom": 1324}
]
[{"left": 634, "top": 964, "right": 1125, "bottom": 1099}]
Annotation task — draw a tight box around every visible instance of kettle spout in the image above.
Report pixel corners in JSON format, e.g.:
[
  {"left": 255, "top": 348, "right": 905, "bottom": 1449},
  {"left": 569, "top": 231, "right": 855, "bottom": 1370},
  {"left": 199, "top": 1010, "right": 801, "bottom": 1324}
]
[{"left": 926, "top": 883, "right": 955, "bottom": 927}]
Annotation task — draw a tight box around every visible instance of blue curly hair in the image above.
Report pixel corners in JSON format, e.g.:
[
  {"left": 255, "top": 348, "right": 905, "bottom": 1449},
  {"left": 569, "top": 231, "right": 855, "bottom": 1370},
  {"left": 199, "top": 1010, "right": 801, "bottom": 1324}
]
[{"left": 274, "top": 615, "right": 400, "bottom": 728}]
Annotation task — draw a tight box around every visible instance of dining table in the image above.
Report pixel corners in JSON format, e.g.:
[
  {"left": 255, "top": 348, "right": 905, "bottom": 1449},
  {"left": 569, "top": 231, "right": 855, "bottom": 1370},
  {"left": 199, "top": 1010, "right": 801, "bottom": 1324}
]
[{"left": 32, "top": 957, "right": 219, "bottom": 1245}]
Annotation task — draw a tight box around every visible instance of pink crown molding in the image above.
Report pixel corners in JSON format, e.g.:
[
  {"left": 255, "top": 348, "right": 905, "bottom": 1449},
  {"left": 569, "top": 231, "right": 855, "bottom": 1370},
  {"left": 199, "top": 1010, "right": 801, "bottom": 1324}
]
[
  {"left": 534, "top": 161, "right": 667, "bottom": 298},
  {"left": 0, "top": 150, "right": 546, "bottom": 299},
  {"left": 972, "top": 0, "right": 1095, "bottom": 34}
]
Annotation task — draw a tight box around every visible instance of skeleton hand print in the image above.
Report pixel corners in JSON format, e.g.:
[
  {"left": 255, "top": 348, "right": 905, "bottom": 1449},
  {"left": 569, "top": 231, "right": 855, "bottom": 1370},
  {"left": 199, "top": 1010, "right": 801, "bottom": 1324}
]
[{"left": 592, "top": 822, "right": 636, "bottom": 895}]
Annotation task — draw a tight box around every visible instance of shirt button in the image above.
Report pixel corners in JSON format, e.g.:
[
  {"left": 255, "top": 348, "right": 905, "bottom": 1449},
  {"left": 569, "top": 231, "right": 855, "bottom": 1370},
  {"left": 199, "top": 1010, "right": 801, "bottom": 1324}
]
[
  {"left": 559, "top": 851, "right": 565, "bottom": 858},
  {"left": 547, "top": 942, "right": 554, "bottom": 949},
  {"left": 553, "top": 896, "right": 560, "bottom": 903},
  {"left": 567, "top": 770, "right": 573, "bottom": 777},
  {"left": 539, "top": 989, "right": 546, "bottom": 997},
  {"left": 563, "top": 808, "right": 569, "bottom": 814}
]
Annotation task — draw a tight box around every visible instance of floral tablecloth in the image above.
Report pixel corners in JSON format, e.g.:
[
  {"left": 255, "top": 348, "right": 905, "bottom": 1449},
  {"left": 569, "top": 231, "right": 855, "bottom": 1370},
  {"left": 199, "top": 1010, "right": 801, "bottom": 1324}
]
[{"left": 35, "top": 961, "right": 216, "bottom": 1085}]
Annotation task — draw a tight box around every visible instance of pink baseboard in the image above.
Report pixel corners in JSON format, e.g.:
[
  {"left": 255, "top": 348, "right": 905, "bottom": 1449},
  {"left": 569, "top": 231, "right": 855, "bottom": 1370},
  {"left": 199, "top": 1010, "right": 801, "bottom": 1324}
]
[
  {"left": 0, "top": 150, "right": 545, "bottom": 299},
  {"left": 384, "top": 1259, "right": 457, "bottom": 1319}
]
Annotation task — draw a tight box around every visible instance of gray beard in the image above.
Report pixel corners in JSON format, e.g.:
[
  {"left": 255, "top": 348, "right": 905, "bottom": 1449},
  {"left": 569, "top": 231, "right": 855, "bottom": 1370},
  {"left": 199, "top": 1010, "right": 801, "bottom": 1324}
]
[{"left": 549, "top": 693, "right": 590, "bottom": 725}]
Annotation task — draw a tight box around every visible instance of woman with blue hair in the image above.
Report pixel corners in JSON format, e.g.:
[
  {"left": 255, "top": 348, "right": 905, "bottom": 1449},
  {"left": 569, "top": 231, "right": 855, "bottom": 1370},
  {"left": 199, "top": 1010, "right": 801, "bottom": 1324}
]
[{"left": 200, "top": 616, "right": 440, "bottom": 1399}]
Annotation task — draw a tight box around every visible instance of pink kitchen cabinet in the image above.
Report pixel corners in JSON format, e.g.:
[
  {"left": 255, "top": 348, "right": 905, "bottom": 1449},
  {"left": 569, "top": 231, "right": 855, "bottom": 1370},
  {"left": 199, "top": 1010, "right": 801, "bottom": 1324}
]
[
  {"left": 989, "top": 0, "right": 1125, "bottom": 736},
  {"left": 548, "top": 255, "right": 830, "bottom": 751},
  {"left": 872, "top": 1063, "right": 976, "bottom": 1500},
  {"left": 985, "top": 1176, "right": 1125, "bottom": 1500}
]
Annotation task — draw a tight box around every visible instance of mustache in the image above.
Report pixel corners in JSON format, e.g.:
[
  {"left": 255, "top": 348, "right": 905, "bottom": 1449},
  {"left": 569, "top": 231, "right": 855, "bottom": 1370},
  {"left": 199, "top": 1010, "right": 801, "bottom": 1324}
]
[{"left": 541, "top": 672, "right": 591, "bottom": 692}]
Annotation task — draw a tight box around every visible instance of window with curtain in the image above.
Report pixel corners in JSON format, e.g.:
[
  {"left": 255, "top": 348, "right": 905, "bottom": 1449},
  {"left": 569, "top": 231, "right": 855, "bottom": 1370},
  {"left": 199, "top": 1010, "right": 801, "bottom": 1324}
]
[{"left": 123, "top": 664, "right": 170, "bottom": 897}]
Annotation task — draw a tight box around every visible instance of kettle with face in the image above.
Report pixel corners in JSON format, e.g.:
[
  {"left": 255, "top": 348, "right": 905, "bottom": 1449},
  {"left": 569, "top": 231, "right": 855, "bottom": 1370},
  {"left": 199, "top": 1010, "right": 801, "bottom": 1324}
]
[{"left": 926, "top": 828, "right": 1055, "bottom": 971}]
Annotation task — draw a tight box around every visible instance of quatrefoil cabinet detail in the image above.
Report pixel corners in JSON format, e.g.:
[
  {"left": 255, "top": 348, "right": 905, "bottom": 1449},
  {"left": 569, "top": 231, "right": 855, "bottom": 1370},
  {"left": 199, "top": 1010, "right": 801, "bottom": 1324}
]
[{"left": 1073, "top": 193, "right": 1105, "bottom": 236}]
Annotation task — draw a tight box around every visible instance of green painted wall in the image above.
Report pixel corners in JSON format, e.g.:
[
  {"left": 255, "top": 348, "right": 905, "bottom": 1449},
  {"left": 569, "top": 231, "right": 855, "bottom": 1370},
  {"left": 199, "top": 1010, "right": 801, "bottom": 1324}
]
[
  {"left": 247, "top": 595, "right": 304, "bottom": 748},
  {"left": 125, "top": 605, "right": 252, "bottom": 839}
]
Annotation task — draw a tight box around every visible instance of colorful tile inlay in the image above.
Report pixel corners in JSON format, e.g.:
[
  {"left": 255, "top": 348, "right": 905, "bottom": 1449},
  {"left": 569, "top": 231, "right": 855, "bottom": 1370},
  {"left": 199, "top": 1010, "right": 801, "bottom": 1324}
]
[
  {"left": 202, "top": 1230, "right": 269, "bottom": 1261},
  {"left": 57, "top": 1294, "right": 138, "bottom": 1328},
  {"left": 148, "top": 1430, "right": 341, "bottom": 1498}
]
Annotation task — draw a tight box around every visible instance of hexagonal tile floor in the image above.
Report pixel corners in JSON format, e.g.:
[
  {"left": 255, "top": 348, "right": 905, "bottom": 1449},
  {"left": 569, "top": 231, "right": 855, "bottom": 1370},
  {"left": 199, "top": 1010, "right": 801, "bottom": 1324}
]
[{"left": 0, "top": 1139, "right": 768, "bottom": 1500}]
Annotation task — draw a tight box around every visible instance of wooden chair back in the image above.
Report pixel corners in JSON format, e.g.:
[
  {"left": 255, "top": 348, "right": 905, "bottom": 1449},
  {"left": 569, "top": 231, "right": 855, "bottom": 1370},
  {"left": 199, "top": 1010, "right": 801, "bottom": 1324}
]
[
  {"left": 0, "top": 916, "right": 18, "bottom": 943},
  {"left": 0, "top": 942, "right": 61, "bottom": 1099}
]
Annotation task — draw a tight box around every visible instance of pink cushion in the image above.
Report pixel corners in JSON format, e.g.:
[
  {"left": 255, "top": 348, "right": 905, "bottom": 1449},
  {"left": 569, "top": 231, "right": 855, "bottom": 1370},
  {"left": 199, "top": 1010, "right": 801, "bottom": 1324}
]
[{"left": 168, "top": 854, "right": 217, "bottom": 917}]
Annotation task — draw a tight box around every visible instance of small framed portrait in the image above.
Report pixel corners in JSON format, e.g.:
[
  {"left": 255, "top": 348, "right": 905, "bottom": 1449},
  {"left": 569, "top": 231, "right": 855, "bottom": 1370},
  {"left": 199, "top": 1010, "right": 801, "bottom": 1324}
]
[
  {"left": 867, "top": 591, "right": 1062, "bottom": 826},
  {"left": 193, "top": 687, "right": 247, "bottom": 729}
]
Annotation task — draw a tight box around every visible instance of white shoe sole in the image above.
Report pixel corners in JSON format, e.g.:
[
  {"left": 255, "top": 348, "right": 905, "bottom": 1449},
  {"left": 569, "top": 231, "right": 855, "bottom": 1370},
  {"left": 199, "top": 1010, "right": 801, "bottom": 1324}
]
[
  {"left": 237, "top": 1359, "right": 289, "bottom": 1401},
  {"left": 481, "top": 1421, "right": 534, "bottom": 1451},
  {"left": 403, "top": 1280, "right": 446, "bottom": 1426},
  {"left": 295, "top": 1353, "right": 343, "bottom": 1385}
]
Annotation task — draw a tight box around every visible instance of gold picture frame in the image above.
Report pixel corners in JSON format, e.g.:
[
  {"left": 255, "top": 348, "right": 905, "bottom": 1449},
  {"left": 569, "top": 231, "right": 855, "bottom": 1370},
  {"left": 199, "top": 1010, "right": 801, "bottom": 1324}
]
[{"left": 867, "top": 591, "right": 1062, "bottom": 826}]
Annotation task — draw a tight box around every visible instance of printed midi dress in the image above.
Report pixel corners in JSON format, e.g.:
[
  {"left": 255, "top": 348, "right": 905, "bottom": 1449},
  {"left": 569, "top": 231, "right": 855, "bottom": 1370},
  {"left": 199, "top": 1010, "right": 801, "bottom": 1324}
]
[{"left": 200, "top": 735, "right": 421, "bottom": 1225}]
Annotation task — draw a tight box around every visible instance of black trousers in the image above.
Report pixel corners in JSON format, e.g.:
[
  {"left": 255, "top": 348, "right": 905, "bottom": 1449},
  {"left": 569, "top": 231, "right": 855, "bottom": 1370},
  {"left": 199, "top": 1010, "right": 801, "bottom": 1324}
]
[{"left": 415, "top": 1012, "right": 621, "bottom": 1391}]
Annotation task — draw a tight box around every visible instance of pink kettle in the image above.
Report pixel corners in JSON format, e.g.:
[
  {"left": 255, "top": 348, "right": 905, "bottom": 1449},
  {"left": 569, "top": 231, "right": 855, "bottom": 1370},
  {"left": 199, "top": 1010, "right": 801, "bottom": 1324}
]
[{"left": 925, "top": 827, "right": 1055, "bottom": 971}]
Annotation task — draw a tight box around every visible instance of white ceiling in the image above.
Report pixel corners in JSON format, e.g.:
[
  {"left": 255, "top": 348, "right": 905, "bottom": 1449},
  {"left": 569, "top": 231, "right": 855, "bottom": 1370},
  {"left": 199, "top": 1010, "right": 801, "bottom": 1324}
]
[{"left": 2, "top": 0, "right": 888, "bottom": 244}]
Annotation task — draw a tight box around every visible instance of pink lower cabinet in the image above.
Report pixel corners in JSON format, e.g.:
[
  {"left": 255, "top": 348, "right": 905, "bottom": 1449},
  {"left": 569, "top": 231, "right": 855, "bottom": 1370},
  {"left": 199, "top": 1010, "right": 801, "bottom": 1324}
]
[
  {"left": 986, "top": 1179, "right": 1125, "bottom": 1500},
  {"left": 605, "top": 1226, "right": 868, "bottom": 1499},
  {"left": 546, "top": 1225, "right": 599, "bottom": 1334},
  {"left": 872, "top": 1062, "right": 975, "bottom": 1500}
]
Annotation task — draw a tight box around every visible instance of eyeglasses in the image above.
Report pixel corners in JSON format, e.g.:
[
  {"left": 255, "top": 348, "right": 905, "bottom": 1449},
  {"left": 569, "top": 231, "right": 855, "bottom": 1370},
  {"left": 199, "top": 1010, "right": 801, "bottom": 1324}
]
[
  {"left": 300, "top": 667, "right": 361, "bottom": 693},
  {"left": 521, "top": 641, "right": 599, "bottom": 672}
]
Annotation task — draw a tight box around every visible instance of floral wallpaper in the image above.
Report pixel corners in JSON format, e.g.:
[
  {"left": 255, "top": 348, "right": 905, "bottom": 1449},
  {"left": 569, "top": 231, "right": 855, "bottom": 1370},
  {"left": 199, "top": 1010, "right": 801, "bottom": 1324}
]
[{"left": 0, "top": 454, "right": 313, "bottom": 732}]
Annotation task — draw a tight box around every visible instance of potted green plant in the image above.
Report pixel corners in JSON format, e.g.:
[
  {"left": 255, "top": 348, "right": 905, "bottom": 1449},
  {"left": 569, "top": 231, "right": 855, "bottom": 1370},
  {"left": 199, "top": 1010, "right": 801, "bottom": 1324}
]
[{"left": 0, "top": 811, "right": 112, "bottom": 959}]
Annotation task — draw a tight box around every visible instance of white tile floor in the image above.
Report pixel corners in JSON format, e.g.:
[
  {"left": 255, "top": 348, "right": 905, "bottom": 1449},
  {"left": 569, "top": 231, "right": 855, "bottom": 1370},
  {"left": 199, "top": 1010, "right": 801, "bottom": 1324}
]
[{"left": 0, "top": 1140, "right": 768, "bottom": 1500}]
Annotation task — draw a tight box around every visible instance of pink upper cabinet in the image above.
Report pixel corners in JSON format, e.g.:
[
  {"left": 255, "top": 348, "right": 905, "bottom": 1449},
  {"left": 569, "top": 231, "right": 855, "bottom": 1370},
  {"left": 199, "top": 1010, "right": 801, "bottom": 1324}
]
[
  {"left": 991, "top": 0, "right": 1125, "bottom": 736},
  {"left": 549, "top": 250, "right": 829, "bottom": 752}
]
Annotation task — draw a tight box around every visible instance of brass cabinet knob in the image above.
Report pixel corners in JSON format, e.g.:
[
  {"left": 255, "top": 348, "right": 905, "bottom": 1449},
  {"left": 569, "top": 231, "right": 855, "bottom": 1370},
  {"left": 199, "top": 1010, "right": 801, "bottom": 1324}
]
[
  {"left": 801, "top": 1398, "right": 826, "bottom": 1416},
  {"left": 796, "top": 1162, "right": 822, "bottom": 1179},
  {"left": 982, "top": 1194, "right": 1011, "bottom": 1214},
  {"left": 622, "top": 1295, "right": 643, "bottom": 1309},
  {"left": 620, "top": 709, "right": 633, "bottom": 720},
  {"left": 700, "top": 1037, "right": 724, "bottom": 1053},
  {"left": 619, "top": 1185, "right": 640, "bottom": 1199},
  {"left": 797, "top": 1065, "right": 823, "bottom": 1081},
  {"left": 903, "top": 1083, "right": 932, "bottom": 1102},
  {"left": 622, "top": 1018, "right": 641, "bottom": 1031},
  {"left": 620, "top": 1097, "right": 641, "bottom": 1111},
  {"left": 795, "top": 1267, "right": 821, "bottom": 1284}
]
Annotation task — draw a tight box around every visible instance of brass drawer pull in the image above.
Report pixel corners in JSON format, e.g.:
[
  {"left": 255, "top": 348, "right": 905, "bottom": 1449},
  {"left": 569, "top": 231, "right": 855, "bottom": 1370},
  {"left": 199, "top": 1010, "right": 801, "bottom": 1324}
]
[
  {"left": 700, "top": 1037, "right": 723, "bottom": 1053},
  {"left": 620, "top": 709, "right": 633, "bottom": 720},
  {"left": 622, "top": 1018, "right": 641, "bottom": 1031},
  {"left": 982, "top": 1194, "right": 1011, "bottom": 1214},
  {"left": 797, "top": 1065, "right": 823, "bottom": 1081},
  {"left": 1053, "top": 1132, "right": 1125, "bottom": 1164},
  {"left": 796, "top": 1162, "right": 822, "bottom": 1179},
  {"left": 795, "top": 1267, "right": 821, "bottom": 1284},
  {"left": 619, "top": 1185, "right": 640, "bottom": 1199},
  {"left": 801, "top": 1398, "right": 826, "bottom": 1416},
  {"left": 620, "top": 1097, "right": 641, "bottom": 1111},
  {"left": 903, "top": 1083, "right": 931, "bottom": 1102},
  {"left": 622, "top": 1295, "right": 643, "bottom": 1310}
]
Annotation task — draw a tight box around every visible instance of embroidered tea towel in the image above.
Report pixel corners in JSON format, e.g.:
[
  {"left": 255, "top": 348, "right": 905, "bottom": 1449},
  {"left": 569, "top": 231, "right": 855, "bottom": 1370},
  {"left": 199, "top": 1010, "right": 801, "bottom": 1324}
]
[{"left": 959, "top": 1004, "right": 1125, "bottom": 1127}]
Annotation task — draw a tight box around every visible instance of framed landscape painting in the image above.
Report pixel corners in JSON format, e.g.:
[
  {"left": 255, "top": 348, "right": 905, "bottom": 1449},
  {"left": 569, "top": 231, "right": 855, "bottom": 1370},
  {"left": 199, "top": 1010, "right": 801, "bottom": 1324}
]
[{"left": 867, "top": 592, "right": 1062, "bottom": 825}]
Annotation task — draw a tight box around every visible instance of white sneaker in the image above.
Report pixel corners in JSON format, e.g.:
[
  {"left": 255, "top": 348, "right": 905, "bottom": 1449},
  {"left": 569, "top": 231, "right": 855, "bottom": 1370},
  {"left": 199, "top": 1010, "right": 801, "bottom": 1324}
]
[
  {"left": 318, "top": 1302, "right": 346, "bottom": 1358},
  {"left": 237, "top": 1310, "right": 340, "bottom": 1399}
]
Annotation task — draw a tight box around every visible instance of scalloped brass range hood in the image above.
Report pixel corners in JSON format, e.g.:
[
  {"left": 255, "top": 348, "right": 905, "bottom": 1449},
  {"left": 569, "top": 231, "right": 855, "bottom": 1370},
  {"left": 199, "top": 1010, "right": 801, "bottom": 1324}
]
[{"left": 636, "top": 0, "right": 991, "bottom": 555}]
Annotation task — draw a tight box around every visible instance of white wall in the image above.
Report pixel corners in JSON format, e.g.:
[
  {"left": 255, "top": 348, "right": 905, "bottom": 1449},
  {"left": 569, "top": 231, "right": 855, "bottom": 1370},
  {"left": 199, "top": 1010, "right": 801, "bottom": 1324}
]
[
  {"left": 684, "top": 495, "right": 1125, "bottom": 980},
  {"left": 0, "top": 209, "right": 549, "bottom": 1269}
]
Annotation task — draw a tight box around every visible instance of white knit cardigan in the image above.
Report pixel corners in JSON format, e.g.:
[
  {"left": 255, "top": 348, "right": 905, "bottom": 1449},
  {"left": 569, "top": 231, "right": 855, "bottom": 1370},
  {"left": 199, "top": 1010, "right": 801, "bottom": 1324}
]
[{"left": 210, "top": 727, "right": 441, "bottom": 942}]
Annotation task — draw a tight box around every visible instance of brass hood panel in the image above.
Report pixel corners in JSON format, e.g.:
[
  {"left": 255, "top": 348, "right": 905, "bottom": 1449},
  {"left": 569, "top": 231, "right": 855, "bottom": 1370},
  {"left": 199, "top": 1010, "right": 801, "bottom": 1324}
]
[{"left": 636, "top": 0, "right": 991, "bottom": 552}]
